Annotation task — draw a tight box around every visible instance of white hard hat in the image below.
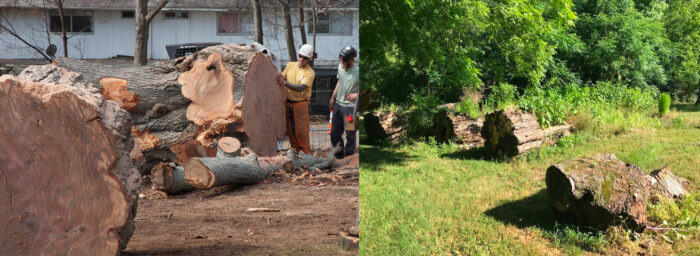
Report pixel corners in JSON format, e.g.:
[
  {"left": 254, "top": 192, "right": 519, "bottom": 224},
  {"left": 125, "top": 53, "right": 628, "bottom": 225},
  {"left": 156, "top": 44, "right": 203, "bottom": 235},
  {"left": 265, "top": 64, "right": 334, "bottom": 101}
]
[{"left": 298, "top": 44, "right": 314, "bottom": 58}]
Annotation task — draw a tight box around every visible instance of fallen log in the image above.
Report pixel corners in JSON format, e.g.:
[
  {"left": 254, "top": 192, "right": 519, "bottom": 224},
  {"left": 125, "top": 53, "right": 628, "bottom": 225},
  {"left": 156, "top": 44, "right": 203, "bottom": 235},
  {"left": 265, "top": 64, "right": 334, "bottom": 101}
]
[
  {"left": 481, "top": 108, "right": 543, "bottom": 157},
  {"left": 0, "top": 67, "right": 139, "bottom": 255},
  {"left": 647, "top": 167, "right": 689, "bottom": 200},
  {"left": 362, "top": 111, "right": 408, "bottom": 143},
  {"left": 54, "top": 43, "right": 284, "bottom": 170},
  {"left": 151, "top": 163, "right": 196, "bottom": 194},
  {"left": 362, "top": 113, "right": 388, "bottom": 141},
  {"left": 433, "top": 103, "right": 484, "bottom": 148},
  {"left": 217, "top": 136, "right": 242, "bottom": 158},
  {"left": 545, "top": 154, "right": 648, "bottom": 231},
  {"left": 183, "top": 153, "right": 292, "bottom": 189},
  {"left": 288, "top": 144, "right": 343, "bottom": 170}
]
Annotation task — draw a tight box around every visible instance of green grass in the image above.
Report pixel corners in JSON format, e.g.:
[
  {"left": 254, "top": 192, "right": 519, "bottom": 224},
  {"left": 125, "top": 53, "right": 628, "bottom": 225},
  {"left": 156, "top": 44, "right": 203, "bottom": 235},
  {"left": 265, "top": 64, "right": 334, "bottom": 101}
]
[{"left": 360, "top": 106, "right": 700, "bottom": 255}]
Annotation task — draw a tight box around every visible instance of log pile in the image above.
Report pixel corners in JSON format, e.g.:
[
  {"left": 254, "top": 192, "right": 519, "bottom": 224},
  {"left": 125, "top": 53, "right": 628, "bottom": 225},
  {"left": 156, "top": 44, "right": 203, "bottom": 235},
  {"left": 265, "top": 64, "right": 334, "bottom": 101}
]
[
  {"left": 546, "top": 154, "right": 691, "bottom": 231},
  {"left": 433, "top": 103, "right": 484, "bottom": 148},
  {"left": 54, "top": 43, "right": 285, "bottom": 171},
  {"left": 481, "top": 108, "right": 572, "bottom": 157},
  {"left": 0, "top": 66, "right": 140, "bottom": 255}
]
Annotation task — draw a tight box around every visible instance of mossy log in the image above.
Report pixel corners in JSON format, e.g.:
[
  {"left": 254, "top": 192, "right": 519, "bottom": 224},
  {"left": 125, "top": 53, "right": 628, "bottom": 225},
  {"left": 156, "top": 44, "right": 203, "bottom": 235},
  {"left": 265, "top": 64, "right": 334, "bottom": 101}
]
[
  {"left": 151, "top": 163, "right": 196, "bottom": 194},
  {"left": 0, "top": 67, "right": 139, "bottom": 255},
  {"left": 545, "top": 154, "right": 649, "bottom": 231},
  {"left": 433, "top": 103, "right": 484, "bottom": 148},
  {"left": 481, "top": 108, "right": 543, "bottom": 157}
]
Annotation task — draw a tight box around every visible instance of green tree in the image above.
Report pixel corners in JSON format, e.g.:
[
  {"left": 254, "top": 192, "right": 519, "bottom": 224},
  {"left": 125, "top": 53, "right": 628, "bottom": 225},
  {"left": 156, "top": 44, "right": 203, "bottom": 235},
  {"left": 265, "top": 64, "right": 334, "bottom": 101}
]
[{"left": 664, "top": 0, "right": 700, "bottom": 104}]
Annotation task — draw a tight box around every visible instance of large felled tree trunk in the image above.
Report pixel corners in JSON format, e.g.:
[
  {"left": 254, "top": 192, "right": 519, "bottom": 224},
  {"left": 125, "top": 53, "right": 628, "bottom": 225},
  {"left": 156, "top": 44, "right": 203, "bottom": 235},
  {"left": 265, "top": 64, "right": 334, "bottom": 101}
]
[
  {"left": 433, "top": 103, "right": 484, "bottom": 148},
  {"left": 55, "top": 43, "right": 285, "bottom": 171},
  {"left": 134, "top": 0, "right": 169, "bottom": 66},
  {"left": 0, "top": 66, "right": 139, "bottom": 255},
  {"left": 545, "top": 154, "right": 649, "bottom": 231}
]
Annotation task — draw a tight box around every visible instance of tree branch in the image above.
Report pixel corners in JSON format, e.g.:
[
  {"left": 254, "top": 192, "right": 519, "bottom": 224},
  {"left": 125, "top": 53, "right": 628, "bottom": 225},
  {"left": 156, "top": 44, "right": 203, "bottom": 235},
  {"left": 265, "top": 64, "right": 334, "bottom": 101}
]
[{"left": 145, "top": 0, "right": 169, "bottom": 24}]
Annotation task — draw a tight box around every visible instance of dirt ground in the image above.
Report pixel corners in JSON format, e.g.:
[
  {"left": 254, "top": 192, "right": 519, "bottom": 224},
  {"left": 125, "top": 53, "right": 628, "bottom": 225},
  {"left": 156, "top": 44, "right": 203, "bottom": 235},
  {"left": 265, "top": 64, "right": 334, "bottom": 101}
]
[{"left": 122, "top": 154, "right": 359, "bottom": 256}]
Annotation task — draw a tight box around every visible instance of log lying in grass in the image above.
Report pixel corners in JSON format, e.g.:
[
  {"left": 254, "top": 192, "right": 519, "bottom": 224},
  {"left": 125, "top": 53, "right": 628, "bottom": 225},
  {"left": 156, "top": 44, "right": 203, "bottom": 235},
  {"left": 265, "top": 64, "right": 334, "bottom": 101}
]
[
  {"left": 433, "top": 103, "right": 484, "bottom": 148},
  {"left": 287, "top": 144, "right": 343, "bottom": 170},
  {"left": 647, "top": 167, "right": 689, "bottom": 199},
  {"left": 0, "top": 67, "right": 139, "bottom": 255},
  {"left": 54, "top": 43, "right": 284, "bottom": 170},
  {"left": 151, "top": 163, "right": 195, "bottom": 194},
  {"left": 545, "top": 154, "right": 649, "bottom": 231},
  {"left": 481, "top": 108, "right": 543, "bottom": 157},
  {"left": 362, "top": 111, "right": 408, "bottom": 143}
]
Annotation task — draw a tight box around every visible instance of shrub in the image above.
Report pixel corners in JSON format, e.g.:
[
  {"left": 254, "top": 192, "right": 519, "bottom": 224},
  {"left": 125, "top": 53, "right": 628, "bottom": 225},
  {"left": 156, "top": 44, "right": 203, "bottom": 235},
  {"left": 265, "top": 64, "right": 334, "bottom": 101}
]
[
  {"left": 454, "top": 99, "right": 482, "bottom": 119},
  {"left": 485, "top": 83, "right": 517, "bottom": 110},
  {"left": 658, "top": 93, "right": 671, "bottom": 115}
]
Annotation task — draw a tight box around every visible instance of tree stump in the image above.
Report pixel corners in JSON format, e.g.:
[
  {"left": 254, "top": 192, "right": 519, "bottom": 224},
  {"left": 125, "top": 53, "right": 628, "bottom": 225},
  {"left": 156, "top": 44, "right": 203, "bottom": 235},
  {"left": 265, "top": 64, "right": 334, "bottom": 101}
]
[
  {"left": 0, "top": 67, "right": 139, "bottom": 255},
  {"left": 647, "top": 167, "right": 689, "bottom": 200},
  {"left": 481, "top": 108, "right": 543, "bottom": 157},
  {"left": 433, "top": 103, "right": 484, "bottom": 148},
  {"left": 545, "top": 154, "right": 648, "bottom": 231}
]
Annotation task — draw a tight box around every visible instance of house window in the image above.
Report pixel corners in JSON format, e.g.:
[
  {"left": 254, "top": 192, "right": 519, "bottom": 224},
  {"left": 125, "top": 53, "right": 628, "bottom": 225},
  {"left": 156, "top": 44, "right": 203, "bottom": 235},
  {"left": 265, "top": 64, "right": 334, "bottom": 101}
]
[
  {"left": 122, "top": 11, "right": 134, "bottom": 18},
  {"left": 163, "top": 11, "right": 188, "bottom": 19},
  {"left": 217, "top": 11, "right": 253, "bottom": 35},
  {"left": 50, "top": 10, "right": 93, "bottom": 33},
  {"left": 307, "top": 11, "right": 353, "bottom": 35}
]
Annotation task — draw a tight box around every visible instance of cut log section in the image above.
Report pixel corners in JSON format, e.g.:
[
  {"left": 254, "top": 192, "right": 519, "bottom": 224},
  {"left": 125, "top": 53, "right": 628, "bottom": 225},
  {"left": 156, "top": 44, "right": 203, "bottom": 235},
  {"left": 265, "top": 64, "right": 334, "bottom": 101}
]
[
  {"left": 481, "top": 108, "right": 544, "bottom": 157},
  {"left": 169, "top": 140, "right": 218, "bottom": 165},
  {"left": 363, "top": 113, "right": 388, "bottom": 141},
  {"left": 151, "top": 163, "right": 196, "bottom": 194},
  {"left": 179, "top": 52, "right": 236, "bottom": 126},
  {"left": 433, "top": 103, "right": 484, "bottom": 148},
  {"left": 241, "top": 52, "right": 287, "bottom": 156},
  {"left": 99, "top": 77, "right": 140, "bottom": 111},
  {"left": 53, "top": 43, "right": 283, "bottom": 171},
  {"left": 362, "top": 111, "right": 408, "bottom": 143},
  {"left": 217, "top": 136, "right": 242, "bottom": 158},
  {"left": 288, "top": 144, "right": 343, "bottom": 170},
  {"left": 0, "top": 67, "right": 139, "bottom": 255},
  {"left": 647, "top": 167, "right": 689, "bottom": 199},
  {"left": 545, "top": 154, "right": 648, "bottom": 231}
]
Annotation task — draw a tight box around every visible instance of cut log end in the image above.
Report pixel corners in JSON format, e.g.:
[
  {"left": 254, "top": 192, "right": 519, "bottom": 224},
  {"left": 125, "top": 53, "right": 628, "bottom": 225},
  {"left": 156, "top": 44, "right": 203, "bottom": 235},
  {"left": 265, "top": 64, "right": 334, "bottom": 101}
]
[
  {"left": 179, "top": 52, "right": 236, "bottom": 126},
  {"left": 218, "top": 136, "right": 241, "bottom": 155},
  {"left": 99, "top": 77, "right": 140, "bottom": 111},
  {"left": 151, "top": 163, "right": 175, "bottom": 191},
  {"left": 183, "top": 158, "right": 216, "bottom": 189}
]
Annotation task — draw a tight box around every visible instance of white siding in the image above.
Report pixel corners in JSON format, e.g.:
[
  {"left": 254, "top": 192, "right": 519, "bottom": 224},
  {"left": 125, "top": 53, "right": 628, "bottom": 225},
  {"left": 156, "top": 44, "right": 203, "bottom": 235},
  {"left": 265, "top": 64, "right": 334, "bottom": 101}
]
[{"left": 0, "top": 8, "right": 358, "bottom": 62}]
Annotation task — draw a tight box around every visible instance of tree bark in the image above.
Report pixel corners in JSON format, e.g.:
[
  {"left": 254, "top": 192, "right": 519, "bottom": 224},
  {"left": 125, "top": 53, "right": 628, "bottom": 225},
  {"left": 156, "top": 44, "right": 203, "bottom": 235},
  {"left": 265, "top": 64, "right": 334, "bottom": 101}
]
[
  {"left": 55, "top": 0, "right": 67, "bottom": 57},
  {"left": 481, "top": 108, "right": 544, "bottom": 157},
  {"left": 55, "top": 43, "right": 283, "bottom": 171},
  {"left": 252, "top": 0, "right": 263, "bottom": 44},
  {"left": 647, "top": 167, "right": 689, "bottom": 199},
  {"left": 433, "top": 103, "right": 484, "bottom": 149},
  {"left": 695, "top": 79, "right": 700, "bottom": 106},
  {"left": 184, "top": 153, "right": 287, "bottom": 189},
  {"left": 298, "top": 0, "right": 308, "bottom": 45},
  {"left": 0, "top": 66, "right": 139, "bottom": 254},
  {"left": 134, "top": 0, "right": 169, "bottom": 67},
  {"left": 545, "top": 154, "right": 648, "bottom": 231},
  {"left": 280, "top": 0, "right": 297, "bottom": 61},
  {"left": 151, "top": 163, "right": 195, "bottom": 194}
]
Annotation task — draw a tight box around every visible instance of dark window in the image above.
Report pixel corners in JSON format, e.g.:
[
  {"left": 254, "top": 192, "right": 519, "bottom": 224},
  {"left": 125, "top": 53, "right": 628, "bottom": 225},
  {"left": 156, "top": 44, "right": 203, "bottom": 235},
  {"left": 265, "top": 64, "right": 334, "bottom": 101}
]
[
  {"left": 307, "top": 11, "right": 353, "bottom": 35},
  {"left": 49, "top": 10, "right": 92, "bottom": 33},
  {"left": 164, "top": 11, "right": 188, "bottom": 19},
  {"left": 122, "top": 11, "right": 134, "bottom": 18}
]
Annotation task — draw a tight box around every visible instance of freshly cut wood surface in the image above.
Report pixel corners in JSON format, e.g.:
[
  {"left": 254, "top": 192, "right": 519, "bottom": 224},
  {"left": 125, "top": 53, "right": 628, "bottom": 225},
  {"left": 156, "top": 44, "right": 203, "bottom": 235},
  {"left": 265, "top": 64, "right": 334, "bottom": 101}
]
[
  {"left": 241, "top": 52, "right": 287, "bottom": 156},
  {"left": 99, "top": 76, "right": 140, "bottom": 111},
  {"left": 169, "top": 140, "right": 217, "bottom": 165},
  {"left": 179, "top": 53, "right": 236, "bottom": 126},
  {"left": 217, "top": 136, "right": 242, "bottom": 157},
  {"left": 0, "top": 67, "right": 139, "bottom": 255},
  {"left": 151, "top": 163, "right": 195, "bottom": 194}
]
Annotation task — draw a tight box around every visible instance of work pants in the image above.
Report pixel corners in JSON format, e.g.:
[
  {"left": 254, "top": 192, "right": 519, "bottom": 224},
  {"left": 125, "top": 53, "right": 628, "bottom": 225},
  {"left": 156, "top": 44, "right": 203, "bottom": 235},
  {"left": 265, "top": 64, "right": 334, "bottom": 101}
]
[
  {"left": 286, "top": 100, "right": 311, "bottom": 154},
  {"left": 331, "top": 104, "right": 357, "bottom": 156}
]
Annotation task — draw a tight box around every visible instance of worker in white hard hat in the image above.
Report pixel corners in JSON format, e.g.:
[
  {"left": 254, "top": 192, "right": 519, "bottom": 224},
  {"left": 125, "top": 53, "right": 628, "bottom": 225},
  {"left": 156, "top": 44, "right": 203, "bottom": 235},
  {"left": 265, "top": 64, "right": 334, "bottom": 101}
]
[{"left": 276, "top": 44, "right": 315, "bottom": 154}]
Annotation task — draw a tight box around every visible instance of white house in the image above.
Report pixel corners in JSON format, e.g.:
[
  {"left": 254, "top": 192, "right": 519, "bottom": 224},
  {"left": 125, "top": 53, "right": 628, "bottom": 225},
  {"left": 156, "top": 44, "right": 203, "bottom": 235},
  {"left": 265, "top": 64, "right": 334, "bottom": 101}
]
[{"left": 0, "top": 0, "right": 358, "bottom": 112}]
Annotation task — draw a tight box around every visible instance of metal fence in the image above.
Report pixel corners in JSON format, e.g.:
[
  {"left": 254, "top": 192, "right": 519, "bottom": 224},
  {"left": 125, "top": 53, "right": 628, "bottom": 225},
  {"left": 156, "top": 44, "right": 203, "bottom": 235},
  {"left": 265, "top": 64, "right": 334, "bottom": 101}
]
[{"left": 278, "top": 128, "right": 332, "bottom": 151}]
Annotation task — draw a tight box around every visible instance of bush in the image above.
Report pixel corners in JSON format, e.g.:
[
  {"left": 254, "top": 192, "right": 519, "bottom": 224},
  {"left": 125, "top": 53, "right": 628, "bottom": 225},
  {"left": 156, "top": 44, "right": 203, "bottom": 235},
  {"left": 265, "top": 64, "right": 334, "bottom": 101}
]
[
  {"left": 485, "top": 83, "right": 517, "bottom": 110},
  {"left": 454, "top": 99, "right": 482, "bottom": 119},
  {"left": 658, "top": 93, "right": 671, "bottom": 115}
]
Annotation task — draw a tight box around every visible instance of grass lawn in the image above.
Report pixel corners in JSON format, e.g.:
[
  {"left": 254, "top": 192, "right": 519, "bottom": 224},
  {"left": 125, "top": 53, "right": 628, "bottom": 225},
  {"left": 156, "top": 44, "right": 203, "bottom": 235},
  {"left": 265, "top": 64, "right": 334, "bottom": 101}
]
[{"left": 360, "top": 104, "right": 700, "bottom": 255}]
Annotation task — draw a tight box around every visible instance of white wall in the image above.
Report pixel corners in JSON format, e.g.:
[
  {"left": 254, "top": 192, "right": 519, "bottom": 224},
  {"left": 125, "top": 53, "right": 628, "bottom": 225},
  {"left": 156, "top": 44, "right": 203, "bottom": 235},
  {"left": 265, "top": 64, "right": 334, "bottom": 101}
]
[{"left": 0, "top": 8, "right": 359, "bottom": 62}]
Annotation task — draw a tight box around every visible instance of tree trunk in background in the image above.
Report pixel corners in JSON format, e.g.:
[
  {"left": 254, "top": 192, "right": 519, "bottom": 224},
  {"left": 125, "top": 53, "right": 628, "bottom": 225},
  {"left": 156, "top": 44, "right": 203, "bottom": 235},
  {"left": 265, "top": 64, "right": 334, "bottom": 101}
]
[
  {"left": 696, "top": 79, "right": 700, "bottom": 106},
  {"left": 55, "top": 0, "right": 67, "bottom": 57},
  {"left": 134, "top": 0, "right": 169, "bottom": 66},
  {"left": 252, "top": 0, "right": 263, "bottom": 44},
  {"left": 280, "top": 0, "right": 297, "bottom": 61},
  {"left": 298, "top": 0, "right": 307, "bottom": 45}
]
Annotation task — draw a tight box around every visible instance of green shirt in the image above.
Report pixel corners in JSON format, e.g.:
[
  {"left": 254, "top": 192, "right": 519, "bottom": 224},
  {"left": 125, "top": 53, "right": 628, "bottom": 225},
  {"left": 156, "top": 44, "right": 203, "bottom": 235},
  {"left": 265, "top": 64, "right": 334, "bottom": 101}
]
[{"left": 335, "top": 63, "right": 359, "bottom": 107}]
